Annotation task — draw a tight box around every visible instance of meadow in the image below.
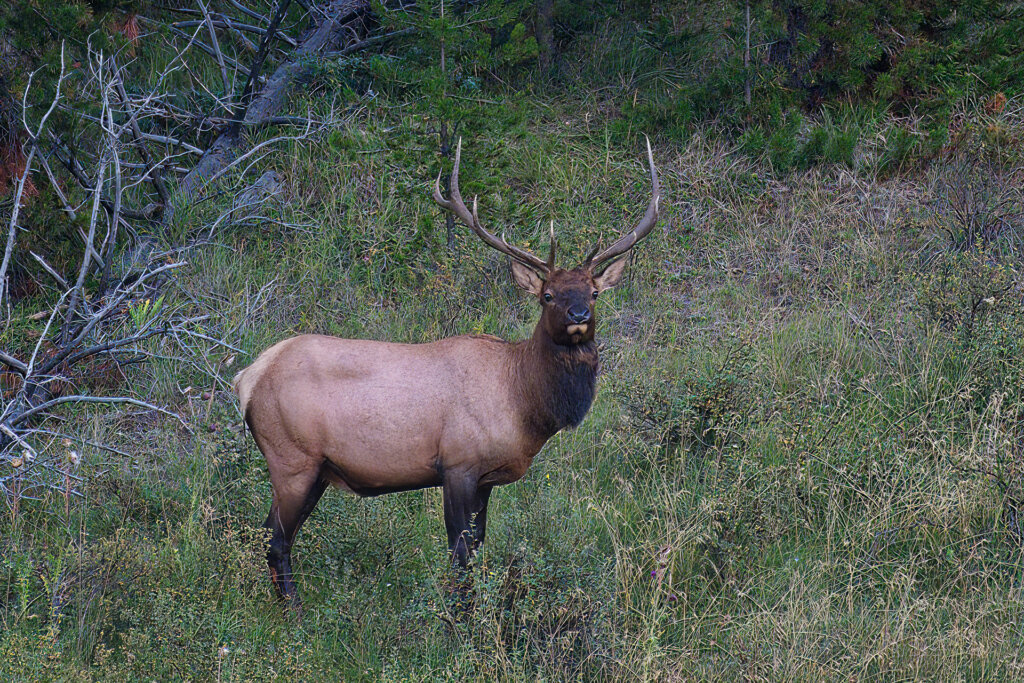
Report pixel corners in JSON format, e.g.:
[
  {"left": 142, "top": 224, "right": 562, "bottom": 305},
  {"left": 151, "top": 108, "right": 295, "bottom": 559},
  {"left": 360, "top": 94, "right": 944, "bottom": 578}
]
[{"left": 3, "top": 7, "right": 1024, "bottom": 680}]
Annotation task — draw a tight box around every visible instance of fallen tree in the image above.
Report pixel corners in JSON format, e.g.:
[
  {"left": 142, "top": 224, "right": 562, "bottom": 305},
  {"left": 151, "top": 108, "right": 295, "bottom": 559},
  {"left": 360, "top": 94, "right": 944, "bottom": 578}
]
[{"left": 170, "top": 0, "right": 374, "bottom": 212}]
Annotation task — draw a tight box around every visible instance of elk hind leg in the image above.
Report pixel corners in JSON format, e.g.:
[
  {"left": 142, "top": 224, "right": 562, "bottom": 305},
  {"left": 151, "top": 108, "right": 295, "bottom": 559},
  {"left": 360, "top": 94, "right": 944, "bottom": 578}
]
[{"left": 263, "top": 461, "right": 327, "bottom": 608}]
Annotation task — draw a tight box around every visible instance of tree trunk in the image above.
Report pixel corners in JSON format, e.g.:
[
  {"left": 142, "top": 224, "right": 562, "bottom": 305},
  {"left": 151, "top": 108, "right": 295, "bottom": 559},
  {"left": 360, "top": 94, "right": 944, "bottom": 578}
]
[
  {"left": 744, "top": 2, "right": 751, "bottom": 106},
  {"left": 170, "top": 0, "right": 369, "bottom": 217},
  {"left": 536, "top": 0, "right": 555, "bottom": 72},
  {"left": 439, "top": 120, "right": 456, "bottom": 251}
]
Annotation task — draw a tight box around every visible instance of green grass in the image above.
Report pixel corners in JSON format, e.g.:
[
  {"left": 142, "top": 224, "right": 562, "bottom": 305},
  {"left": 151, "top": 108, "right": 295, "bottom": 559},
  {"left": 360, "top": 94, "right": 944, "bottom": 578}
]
[{"left": 4, "top": 70, "right": 1024, "bottom": 682}]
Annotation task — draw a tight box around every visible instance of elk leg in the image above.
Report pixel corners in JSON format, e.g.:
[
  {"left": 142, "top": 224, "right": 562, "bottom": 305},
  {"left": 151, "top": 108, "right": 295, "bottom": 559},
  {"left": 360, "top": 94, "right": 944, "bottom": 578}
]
[
  {"left": 443, "top": 474, "right": 481, "bottom": 568},
  {"left": 264, "top": 468, "right": 327, "bottom": 608},
  {"left": 471, "top": 486, "right": 493, "bottom": 550}
]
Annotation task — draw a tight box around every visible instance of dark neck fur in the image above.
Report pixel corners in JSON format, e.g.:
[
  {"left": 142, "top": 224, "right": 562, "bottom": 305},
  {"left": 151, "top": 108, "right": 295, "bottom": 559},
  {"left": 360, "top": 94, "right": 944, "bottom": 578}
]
[{"left": 513, "top": 326, "right": 600, "bottom": 441}]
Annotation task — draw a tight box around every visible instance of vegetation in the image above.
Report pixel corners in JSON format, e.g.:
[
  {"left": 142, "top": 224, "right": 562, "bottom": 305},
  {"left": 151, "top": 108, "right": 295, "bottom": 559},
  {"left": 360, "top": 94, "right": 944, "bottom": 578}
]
[{"left": 2, "top": 1, "right": 1024, "bottom": 680}]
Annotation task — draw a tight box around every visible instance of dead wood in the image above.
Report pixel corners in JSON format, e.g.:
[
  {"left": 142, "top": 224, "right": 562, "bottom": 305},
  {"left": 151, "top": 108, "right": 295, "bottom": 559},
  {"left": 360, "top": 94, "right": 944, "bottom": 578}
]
[{"left": 171, "top": 0, "right": 371, "bottom": 211}]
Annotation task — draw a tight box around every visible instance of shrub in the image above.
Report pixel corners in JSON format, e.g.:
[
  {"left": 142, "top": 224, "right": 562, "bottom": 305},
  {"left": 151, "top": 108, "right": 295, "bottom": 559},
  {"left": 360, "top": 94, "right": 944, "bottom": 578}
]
[{"left": 932, "top": 156, "right": 1023, "bottom": 252}]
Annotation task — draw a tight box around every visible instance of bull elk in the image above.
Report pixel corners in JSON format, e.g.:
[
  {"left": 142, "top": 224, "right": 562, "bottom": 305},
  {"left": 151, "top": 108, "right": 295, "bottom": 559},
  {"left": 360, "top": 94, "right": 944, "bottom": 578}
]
[{"left": 233, "top": 138, "right": 660, "bottom": 607}]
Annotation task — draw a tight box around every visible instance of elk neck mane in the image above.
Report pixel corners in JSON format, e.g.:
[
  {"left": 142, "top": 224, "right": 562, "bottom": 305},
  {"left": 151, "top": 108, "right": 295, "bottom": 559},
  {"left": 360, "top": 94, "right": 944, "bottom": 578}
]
[{"left": 508, "top": 327, "right": 600, "bottom": 440}]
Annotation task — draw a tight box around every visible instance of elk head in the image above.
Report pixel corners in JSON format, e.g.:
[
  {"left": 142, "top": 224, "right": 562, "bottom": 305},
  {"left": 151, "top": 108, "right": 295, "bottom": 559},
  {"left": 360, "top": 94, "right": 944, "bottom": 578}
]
[{"left": 433, "top": 137, "right": 660, "bottom": 346}]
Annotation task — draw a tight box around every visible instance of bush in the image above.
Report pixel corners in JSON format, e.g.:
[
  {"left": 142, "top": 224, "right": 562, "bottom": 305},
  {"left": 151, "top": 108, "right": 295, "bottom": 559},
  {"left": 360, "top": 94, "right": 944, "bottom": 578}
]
[{"left": 933, "top": 156, "right": 1023, "bottom": 251}]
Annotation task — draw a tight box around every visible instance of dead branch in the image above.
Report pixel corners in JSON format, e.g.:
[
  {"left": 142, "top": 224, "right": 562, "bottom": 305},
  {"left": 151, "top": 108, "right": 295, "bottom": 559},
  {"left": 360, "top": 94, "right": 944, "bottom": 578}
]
[
  {"left": 113, "top": 70, "right": 171, "bottom": 210},
  {"left": 197, "top": 0, "right": 232, "bottom": 100},
  {"left": 137, "top": 132, "right": 205, "bottom": 155},
  {"left": 29, "top": 251, "right": 69, "bottom": 290},
  {"left": 61, "top": 156, "right": 106, "bottom": 343},
  {"left": 205, "top": 112, "right": 329, "bottom": 189},
  {"left": 322, "top": 26, "right": 415, "bottom": 57},
  {"left": 227, "top": 0, "right": 271, "bottom": 27},
  {"left": 0, "top": 145, "right": 37, "bottom": 310},
  {"left": 230, "top": 0, "right": 296, "bottom": 137},
  {"left": 137, "top": 15, "right": 249, "bottom": 75},
  {"left": 1, "top": 46, "right": 67, "bottom": 309},
  {"left": 172, "top": 0, "right": 369, "bottom": 209},
  {"left": 225, "top": 17, "right": 261, "bottom": 54},
  {"left": 50, "top": 135, "right": 161, "bottom": 221},
  {"left": 172, "top": 17, "right": 299, "bottom": 48},
  {"left": 0, "top": 45, "right": 199, "bottom": 501},
  {"left": 10, "top": 396, "right": 183, "bottom": 428},
  {"left": 37, "top": 152, "right": 77, "bottom": 219}
]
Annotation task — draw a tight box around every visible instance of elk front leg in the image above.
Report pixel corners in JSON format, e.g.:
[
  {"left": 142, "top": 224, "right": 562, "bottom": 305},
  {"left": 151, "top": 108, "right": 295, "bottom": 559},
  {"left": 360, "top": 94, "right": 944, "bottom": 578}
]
[
  {"left": 471, "top": 486, "right": 493, "bottom": 551},
  {"left": 442, "top": 474, "right": 486, "bottom": 568}
]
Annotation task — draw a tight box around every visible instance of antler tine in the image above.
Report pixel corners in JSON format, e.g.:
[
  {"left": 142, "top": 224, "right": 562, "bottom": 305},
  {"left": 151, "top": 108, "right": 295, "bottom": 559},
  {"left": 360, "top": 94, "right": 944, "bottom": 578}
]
[
  {"left": 586, "top": 134, "right": 661, "bottom": 270},
  {"left": 432, "top": 170, "right": 451, "bottom": 210},
  {"left": 432, "top": 138, "right": 550, "bottom": 273},
  {"left": 546, "top": 220, "right": 557, "bottom": 270}
]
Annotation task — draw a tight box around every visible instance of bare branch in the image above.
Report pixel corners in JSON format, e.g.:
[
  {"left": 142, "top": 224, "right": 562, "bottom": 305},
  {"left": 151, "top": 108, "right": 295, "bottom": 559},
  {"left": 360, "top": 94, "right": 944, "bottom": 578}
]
[
  {"left": 0, "top": 46, "right": 68, "bottom": 307},
  {"left": 0, "top": 145, "right": 37, "bottom": 308},
  {"left": 0, "top": 352, "right": 28, "bottom": 375},
  {"left": 231, "top": 0, "right": 293, "bottom": 137},
  {"left": 29, "top": 251, "right": 68, "bottom": 289},
  {"left": 227, "top": 0, "right": 270, "bottom": 26},
  {"left": 204, "top": 113, "right": 327, "bottom": 189},
  {"left": 10, "top": 396, "right": 183, "bottom": 428},
  {"left": 62, "top": 156, "right": 107, "bottom": 342},
  {"left": 173, "top": 0, "right": 366, "bottom": 205},
  {"left": 112, "top": 59, "right": 171, "bottom": 210},
  {"left": 137, "top": 16, "right": 248, "bottom": 74},
  {"left": 323, "top": 27, "right": 416, "bottom": 58},
  {"left": 50, "top": 136, "right": 160, "bottom": 221},
  {"left": 172, "top": 17, "right": 298, "bottom": 48},
  {"left": 138, "top": 132, "right": 205, "bottom": 155},
  {"left": 38, "top": 260, "right": 186, "bottom": 376},
  {"left": 100, "top": 71, "right": 123, "bottom": 291},
  {"left": 197, "top": 0, "right": 232, "bottom": 101},
  {"left": 37, "top": 152, "right": 77, "bottom": 219}
]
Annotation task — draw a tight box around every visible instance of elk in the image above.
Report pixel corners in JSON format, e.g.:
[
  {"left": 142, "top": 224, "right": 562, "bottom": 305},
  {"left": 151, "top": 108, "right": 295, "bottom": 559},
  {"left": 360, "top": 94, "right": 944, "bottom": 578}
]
[{"left": 233, "top": 138, "right": 660, "bottom": 607}]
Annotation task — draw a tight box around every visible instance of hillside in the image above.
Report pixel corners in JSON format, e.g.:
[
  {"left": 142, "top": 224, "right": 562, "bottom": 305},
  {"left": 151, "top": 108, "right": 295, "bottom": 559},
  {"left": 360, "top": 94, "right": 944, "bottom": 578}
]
[{"left": 2, "top": 2, "right": 1024, "bottom": 680}]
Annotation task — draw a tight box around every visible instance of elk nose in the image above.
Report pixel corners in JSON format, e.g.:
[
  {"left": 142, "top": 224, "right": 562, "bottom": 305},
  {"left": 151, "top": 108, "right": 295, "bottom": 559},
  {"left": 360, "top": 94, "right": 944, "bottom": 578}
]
[{"left": 567, "top": 306, "right": 591, "bottom": 325}]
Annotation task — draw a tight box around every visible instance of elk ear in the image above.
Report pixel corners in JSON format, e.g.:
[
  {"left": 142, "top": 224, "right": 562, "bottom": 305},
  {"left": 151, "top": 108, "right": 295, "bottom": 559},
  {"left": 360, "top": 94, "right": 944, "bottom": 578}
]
[
  {"left": 510, "top": 260, "right": 545, "bottom": 295},
  {"left": 594, "top": 256, "right": 629, "bottom": 292}
]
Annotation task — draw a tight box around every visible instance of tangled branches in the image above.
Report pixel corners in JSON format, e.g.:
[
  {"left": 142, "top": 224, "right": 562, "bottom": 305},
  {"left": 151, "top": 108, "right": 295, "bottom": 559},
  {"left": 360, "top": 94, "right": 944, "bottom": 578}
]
[{"left": 0, "top": 47, "right": 195, "bottom": 501}]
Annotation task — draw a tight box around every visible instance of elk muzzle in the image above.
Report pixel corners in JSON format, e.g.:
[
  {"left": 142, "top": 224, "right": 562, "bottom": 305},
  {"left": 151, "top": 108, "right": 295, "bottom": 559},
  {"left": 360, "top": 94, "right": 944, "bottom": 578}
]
[
  {"left": 566, "top": 305, "right": 591, "bottom": 337},
  {"left": 567, "top": 305, "right": 591, "bottom": 325}
]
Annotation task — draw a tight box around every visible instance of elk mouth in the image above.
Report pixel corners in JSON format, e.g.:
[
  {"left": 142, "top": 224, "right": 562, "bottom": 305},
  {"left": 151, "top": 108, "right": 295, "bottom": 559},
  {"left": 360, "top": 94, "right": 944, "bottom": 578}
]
[{"left": 566, "top": 324, "right": 589, "bottom": 339}]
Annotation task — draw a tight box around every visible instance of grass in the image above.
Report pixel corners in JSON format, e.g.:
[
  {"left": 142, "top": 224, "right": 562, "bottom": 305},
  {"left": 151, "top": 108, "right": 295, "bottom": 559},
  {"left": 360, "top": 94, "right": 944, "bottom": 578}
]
[{"left": 3, "top": 58, "right": 1024, "bottom": 681}]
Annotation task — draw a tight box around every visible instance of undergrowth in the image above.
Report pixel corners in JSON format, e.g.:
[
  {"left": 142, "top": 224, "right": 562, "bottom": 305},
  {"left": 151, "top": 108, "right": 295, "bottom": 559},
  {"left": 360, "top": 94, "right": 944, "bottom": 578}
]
[{"left": 2, "top": 8, "right": 1024, "bottom": 680}]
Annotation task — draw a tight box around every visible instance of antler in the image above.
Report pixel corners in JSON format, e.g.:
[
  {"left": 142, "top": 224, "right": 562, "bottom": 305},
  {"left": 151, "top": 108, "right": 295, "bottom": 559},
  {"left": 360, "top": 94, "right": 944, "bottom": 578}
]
[
  {"left": 433, "top": 139, "right": 553, "bottom": 274},
  {"left": 585, "top": 135, "right": 660, "bottom": 271}
]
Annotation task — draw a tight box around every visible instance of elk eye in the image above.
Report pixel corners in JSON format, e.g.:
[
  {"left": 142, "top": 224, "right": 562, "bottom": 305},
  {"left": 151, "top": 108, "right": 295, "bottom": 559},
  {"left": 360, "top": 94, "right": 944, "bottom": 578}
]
[
  {"left": 592, "top": 290, "right": 599, "bottom": 299},
  {"left": 543, "top": 292, "right": 553, "bottom": 303}
]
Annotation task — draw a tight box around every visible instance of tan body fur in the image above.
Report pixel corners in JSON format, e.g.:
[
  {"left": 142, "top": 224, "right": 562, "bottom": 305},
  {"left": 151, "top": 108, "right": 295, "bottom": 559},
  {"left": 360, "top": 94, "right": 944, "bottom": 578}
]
[{"left": 235, "top": 333, "right": 548, "bottom": 502}]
